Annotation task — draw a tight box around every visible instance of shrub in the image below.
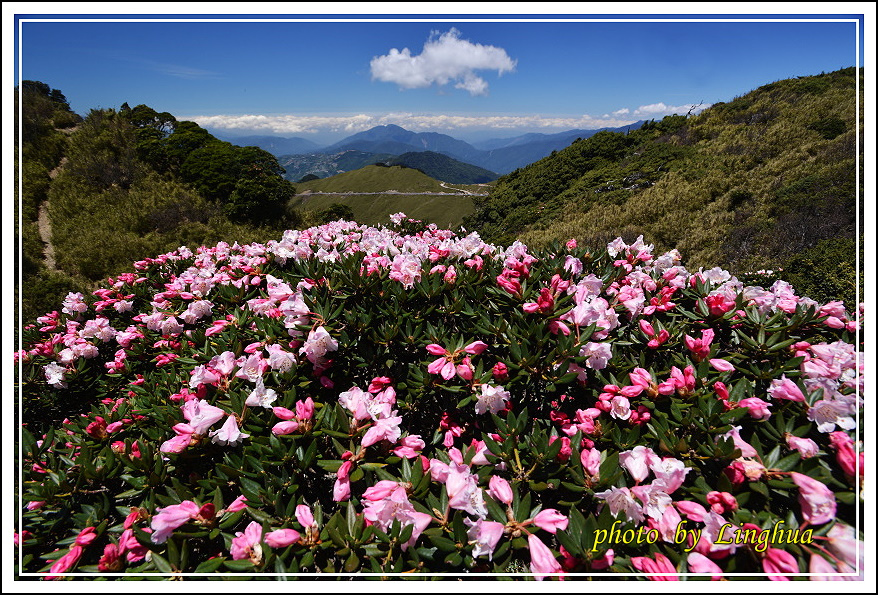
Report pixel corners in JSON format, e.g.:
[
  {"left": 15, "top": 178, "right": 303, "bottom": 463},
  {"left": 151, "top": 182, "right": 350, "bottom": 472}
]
[{"left": 16, "top": 216, "right": 863, "bottom": 580}]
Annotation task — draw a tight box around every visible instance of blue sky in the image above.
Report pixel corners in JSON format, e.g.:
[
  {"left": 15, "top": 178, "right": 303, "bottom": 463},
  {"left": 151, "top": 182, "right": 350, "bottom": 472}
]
[{"left": 14, "top": 9, "right": 866, "bottom": 144}]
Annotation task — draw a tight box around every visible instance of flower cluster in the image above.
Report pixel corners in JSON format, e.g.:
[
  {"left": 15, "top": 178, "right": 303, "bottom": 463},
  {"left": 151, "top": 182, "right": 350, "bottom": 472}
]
[{"left": 16, "top": 215, "right": 863, "bottom": 580}]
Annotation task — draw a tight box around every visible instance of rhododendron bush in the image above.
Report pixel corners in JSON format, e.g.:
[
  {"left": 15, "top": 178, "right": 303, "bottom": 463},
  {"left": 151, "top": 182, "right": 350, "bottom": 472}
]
[{"left": 16, "top": 215, "right": 864, "bottom": 580}]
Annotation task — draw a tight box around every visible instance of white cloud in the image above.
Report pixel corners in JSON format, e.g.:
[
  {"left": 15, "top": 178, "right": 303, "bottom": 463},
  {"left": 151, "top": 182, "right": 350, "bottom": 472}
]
[
  {"left": 633, "top": 102, "right": 711, "bottom": 117},
  {"left": 370, "top": 28, "right": 516, "bottom": 96},
  {"left": 186, "top": 112, "right": 642, "bottom": 137}
]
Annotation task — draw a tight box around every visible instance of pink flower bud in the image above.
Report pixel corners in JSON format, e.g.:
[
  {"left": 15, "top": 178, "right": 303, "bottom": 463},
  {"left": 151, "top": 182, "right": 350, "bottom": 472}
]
[
  {"left": 687, "top": 552, "right": 722, "bottom": 580},
  {"left": 528, "top": 533, "right": 563, "bottom": 579},
  {"left": 271, "top": 420, "right": 299, "bottom": 435},
  {"left": 763, "top": 547, "right": 800, "bottom": 578},
  {"left": 295, "top": 505, "right": 315, "bottom": 528},
  {"left": 492, "top": 362, "right": 509, "bottom": 381},
  {"left": 226, "top": 495, "right": 248, "bottom": 513},
  {"left": 265, "top": 528, "right": 301, "bottom": 548},
  {"left": 75, "top": 527, "right": 97, "bottom": 546},
  {"left": 295, "top": 397, "right": 314, "bottom": 420},
  {"left": 487, "top": 476, "right": 513, "bottom": 505},
  {"left": 464, "top": 340, "right": 489, "bottom": 355},
  {"left": 426, "top": 344, "right": 448, "bottom": 356},
  {"left": 272, "top": 407, "right": 296, "bottom": 420},
  {"left": 709, "top": 358, "right": 736, "bottom": 372},
  {"left": 532, "top": 508, "right": 569, "bottom": 534}
]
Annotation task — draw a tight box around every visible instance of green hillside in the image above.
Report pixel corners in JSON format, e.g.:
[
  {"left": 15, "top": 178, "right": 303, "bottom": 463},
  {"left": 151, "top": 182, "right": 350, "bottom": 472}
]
[
  {"left": 465, "top": 67, "right": 861, "bottom": 305},
  {"left": 387, "top": 151, "right": 499, "bottom": 183},
  {"left": 295, "top": 164, "right": 448, "bottom": 193}
]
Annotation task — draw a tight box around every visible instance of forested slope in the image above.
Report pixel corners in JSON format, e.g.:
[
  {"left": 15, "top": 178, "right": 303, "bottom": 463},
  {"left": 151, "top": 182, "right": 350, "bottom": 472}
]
[
  {"left": 16, "top": 88, "right": 302, "bottom": 322},
  {"left": 465, "top": 67, "right": 862, "bottom": 306}
]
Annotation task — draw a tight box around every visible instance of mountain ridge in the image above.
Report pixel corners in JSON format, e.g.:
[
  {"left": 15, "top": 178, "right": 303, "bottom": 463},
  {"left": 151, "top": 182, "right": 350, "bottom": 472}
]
[{"left": 262, "top": 121, "right": 647, "bottom": 177}]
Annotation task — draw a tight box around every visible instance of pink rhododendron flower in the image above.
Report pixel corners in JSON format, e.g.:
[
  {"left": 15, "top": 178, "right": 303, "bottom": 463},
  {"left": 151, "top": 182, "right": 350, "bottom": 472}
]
[
  {"left": 767, "top": 375, "right": 806, "bottom": 402},
  {"left": 675, "top": 500, "right": 709, "bottom": 522},
  {"left": 361, "top": 414, "right": 402, "bottom": 447},
  {"left": 580, "top": 447, "right": 601, "bottom": 478},
  {"left": 427, "top": 355, "right": 457, "bottom": 380},
  {"left": 631, "top": 551, "right": 678, "bottom": 580},
  {"left": 46, "top": 545, "right": 84, "bottom": 578},
  {"left": 182, "top": 398, "right": 226, "bottom": 435},
  {"left": 825, "top": 522, "right": 863, "bottom": 573},
  {"left": 594, "top": 486, "right": 644, "bottom": 523},
  {"left": 150, "top": 500, "right": 200, "bottom": 543},
  {"left": 74, "top": 526, "right": 97, "bottom": 546},
  {"left": 362, "top": 483, "right": 431, "bottom": 551},
  {"left": 791, "top": 472, "right": 836, "bottom": 525},
  {"left": 210, "top": 414, "right": 249, "bottom": 446},
  {"left": 706, "top": 491, "right": 738, "bottom": 515},
  {"left": 98, "top": 543, "right": 122, "bottom": 572},
  {"left": 631, "top": 483, "right": 673, "bottom": 520},
  {"left": 737, "top": 397, "right": 773, "bottom": 420},
  {"left": 785, "top": 433, "right": 820, "bottom": 458},
  {"left": 333, "top": 460, "right": 353, "bottom": 502},
  {"left": 528, "top": 533, "right": 563, "bottom": 580},
  {"left": 649, "top": 457, "right": 690, "bottom": 494},
  {"left": 492, "top": 362, "right": 509, "bottom": 381},
  {"left": 650, "top": 502, "right": 682, "bottom": 542},
  {"left": 393, "top": 434, "right": 425, "bottom": 459},
  {"left": 295, "top": 397, "right": 315, "bottom": 421},
  {"left": 475, "top": 384, "right": 510, "bottom": 415},
  {"left": 807, "top": 400, "right": 856, "bottom": 433},
  {"left": 300, "top": 326, "right": 338, "bottom": 364},
  {"left": 687, "top": 552, "right": 723, "bottom": 579},
  {"left": 763, "top": 547, "right": 799, "bottom": 579},
  {"left": 619, "top": 445, "right": 658, "bottom": 483},
  {"left": 809, "top": 553, "right": 859, "bottom": 580},
  {"left": 445, "top": 465, "right": 488, "bottom": 518},
  {"left": 119, "top": 528, "right": 148, "bottom": 563},
  {"left": 464, "top": 340, "right": 488, "bottom": 354},
  {"left": 683, "top": 328, "right": 714, "bottom": 361},
  {"left": 828, "top": 431, "right": 862, "bottom": 480},
  {"left": 465, "top": 518, "right": 505, "bottom": 560},
  {"left": 719, "top": 426, "right": 758, "bottom": 458},
  {"left": 368, "top": 376, "right": 393, "bottom": 393},
  {"left": 706, "top": 293, "right": 736, "bottom": 316},
  {"left": 609, "top": 395, "right": 632, "bottom": 420},
  {"left": 159, "top": 424, "right": 195, "bottom": 454},
  {"left": 230, "top": 521, "right": 263, "bottom": 564}
]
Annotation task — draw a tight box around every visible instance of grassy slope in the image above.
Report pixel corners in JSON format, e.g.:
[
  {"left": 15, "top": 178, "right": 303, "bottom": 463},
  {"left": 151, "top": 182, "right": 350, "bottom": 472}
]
[
  {"left": 296, "top": 164, "right": 447, "bottom": 193},
  {"left": 468, "top": 67, "right": 860, "bottom": 275}
]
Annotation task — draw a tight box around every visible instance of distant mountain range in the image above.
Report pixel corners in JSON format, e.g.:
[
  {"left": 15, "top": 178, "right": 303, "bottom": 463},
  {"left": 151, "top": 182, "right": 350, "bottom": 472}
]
[
  {"left": 230, "top": 122, "right": 646, "bottom": 179},
  {"left": 279, "top": 149, "right": 498, "bottom": 185},
  {"left": 213, "top": 134, "right": 323, "bottom": 156}
]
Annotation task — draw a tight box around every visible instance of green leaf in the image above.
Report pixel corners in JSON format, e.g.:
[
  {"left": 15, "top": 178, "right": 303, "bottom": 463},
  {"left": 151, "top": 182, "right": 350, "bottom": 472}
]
[
  {"left": 223, "top": 559, "right": 257, "bottom": 571},
  {"left": 151, "top": 551, "right": 172, "bottom": 573},
  {"left": 195, "top": 556, "right": 226, "bottom": 573}
]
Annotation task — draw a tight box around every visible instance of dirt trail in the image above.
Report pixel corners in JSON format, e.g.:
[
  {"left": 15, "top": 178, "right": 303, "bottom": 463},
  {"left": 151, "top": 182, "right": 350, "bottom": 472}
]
[{"left": 37, "top": 156, "right": 67, "bottom": 271}]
